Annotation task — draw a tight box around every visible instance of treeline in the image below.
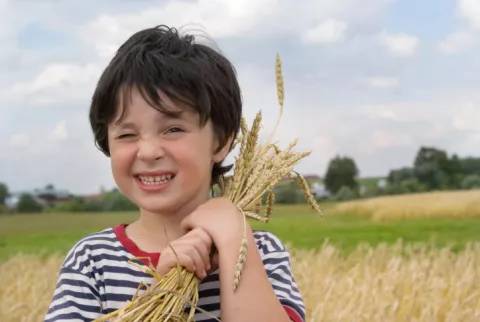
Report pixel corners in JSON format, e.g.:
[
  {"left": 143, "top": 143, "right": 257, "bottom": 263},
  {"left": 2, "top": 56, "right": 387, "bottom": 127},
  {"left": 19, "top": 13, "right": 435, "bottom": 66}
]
[
  {"left": 2, "top": 145, "right": 480, "bottom": 213},
  {"left": 0, "top": 187, "right": 138, "bottom": 214},
  {"left": 323, "top": 146, "right": 480, "bottom": 202}
]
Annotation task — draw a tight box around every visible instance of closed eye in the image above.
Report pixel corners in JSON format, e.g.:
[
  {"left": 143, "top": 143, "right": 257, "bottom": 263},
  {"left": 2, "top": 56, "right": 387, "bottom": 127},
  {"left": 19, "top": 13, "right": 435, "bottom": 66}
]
[{"left": 116, "top": 134, "right": 135, "bottom": 139}]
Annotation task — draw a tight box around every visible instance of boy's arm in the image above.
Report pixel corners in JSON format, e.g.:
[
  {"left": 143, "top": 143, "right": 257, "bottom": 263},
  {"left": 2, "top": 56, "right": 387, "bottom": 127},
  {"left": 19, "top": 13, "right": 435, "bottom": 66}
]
[
  {"left": 44, "top": 265, "right": 102, "bottom": 322},
  {"left": 216, "top": 226, "right": 304, "bottom": 322},
  {"left": 181, "top": 198, "right": 305, "bottom": 321}
]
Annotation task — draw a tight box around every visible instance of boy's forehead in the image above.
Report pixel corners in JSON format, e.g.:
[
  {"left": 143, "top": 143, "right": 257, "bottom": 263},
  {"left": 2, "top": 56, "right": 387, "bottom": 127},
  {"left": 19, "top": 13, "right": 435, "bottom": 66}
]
[{"left": 112, "top": 86, "right": 195, "bottom": 122}]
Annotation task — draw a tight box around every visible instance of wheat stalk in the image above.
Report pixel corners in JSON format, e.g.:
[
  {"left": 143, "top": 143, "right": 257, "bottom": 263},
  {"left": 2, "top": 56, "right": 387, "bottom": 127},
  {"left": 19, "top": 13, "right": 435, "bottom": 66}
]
[{"left": 96, "top": 53, "right": 323, "bottom": 322}]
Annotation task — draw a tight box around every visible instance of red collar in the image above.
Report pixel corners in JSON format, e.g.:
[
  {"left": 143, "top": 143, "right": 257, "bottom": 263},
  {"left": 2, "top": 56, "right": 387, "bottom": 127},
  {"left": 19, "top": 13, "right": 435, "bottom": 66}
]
[{"left": 113, "top": 223, "right": 161, "bottom": 268}]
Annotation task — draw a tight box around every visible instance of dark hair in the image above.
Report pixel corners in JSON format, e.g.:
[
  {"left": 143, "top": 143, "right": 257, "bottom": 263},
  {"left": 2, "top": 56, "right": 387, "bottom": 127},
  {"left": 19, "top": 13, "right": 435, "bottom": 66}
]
[{"left": 89, "top": 25, "right": 242, "bottom": 185}]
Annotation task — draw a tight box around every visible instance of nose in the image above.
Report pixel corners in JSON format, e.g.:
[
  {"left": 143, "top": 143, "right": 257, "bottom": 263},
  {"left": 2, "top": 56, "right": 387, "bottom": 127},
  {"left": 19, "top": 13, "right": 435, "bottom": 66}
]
[{"left": 137, "top": 137, "right": 165, "bottom": 161}]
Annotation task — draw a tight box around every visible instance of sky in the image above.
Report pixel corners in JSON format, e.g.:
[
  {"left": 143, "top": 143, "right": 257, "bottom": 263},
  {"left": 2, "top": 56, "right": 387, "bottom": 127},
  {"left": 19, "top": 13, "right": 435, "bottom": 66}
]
[{"left": 1, "top": 0, "right": 480, "bottom": 195}]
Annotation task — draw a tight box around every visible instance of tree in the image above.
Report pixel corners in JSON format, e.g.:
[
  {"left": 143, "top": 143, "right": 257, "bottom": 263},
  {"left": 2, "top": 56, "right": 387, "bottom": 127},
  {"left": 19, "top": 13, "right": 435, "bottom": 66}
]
[
  {"left": 461, "top": 174, "right": 480, "bottom": 190},
  {"left": 324, "top": 156, "right": 359, "bottom": 195},
  {"left": 0, "top": 182, "right": 8, "bottom": 205},
  {"left": 333, "top": 186, "right": 357, "bottom": 201},
  {"left": 16, "top": 194, "right": 43, "bottom": 213},
  {"left": 387, "top": 167, "right": 414, "bottom": 185},
  {"left": 273, "top": 181, "right": 304, "bottom": 204},
  {"left": 413, "top": 147, "right": 450, "bottom": 190},
  {"left": 460, "top": 157, "right": 480, "bottom": 175}
]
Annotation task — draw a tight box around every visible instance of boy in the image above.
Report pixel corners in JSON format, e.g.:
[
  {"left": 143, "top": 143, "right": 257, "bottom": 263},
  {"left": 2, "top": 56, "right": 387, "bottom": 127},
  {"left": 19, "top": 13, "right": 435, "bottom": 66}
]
[{"left": 44, "top": 25, "right": 306, "bottom": 322}]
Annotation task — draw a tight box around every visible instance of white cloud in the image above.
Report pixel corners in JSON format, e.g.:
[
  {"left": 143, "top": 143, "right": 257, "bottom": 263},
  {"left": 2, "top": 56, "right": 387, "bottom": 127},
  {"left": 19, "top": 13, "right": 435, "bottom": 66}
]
[
  {"left": 363, "top": 76, "right": 399, "bottom": 89},
  {"left": 438, "top": 31, "right": 476, "bottom": 54},
  {"left": 78, "top": 0, "right": 277, "bottom": 58},
  {"left": 302, "top": 19, "right": 347, "bottom": 44},
  {"left": 453, "top": 102, "right": 480, "bottom": 131},
  {"left": 50, "top": 120, "right": 69, "bottom": 142},
  {"left": 9, "top": 133, "right": 30, "bottom": 147},
  {"left": 377, "top": 30, "right": 419, "bottom": 58},
  {"left": 371, "top": 130, "right": 412, "bottom": 149},
  {"left": 10, "top": 63, "right": 101, "bottom": 107},
  {"left": 78, "top": 0, "right": 393, "bottom": 58},
  {"left": 458, "top": 0, "right": 480, "bottom": 29}
]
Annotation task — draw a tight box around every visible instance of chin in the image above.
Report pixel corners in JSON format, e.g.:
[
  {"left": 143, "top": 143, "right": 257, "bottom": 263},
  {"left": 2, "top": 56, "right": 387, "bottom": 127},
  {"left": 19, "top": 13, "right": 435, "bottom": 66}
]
[{"left": 135, "top": 195, "right": 184, "bottom": 215}]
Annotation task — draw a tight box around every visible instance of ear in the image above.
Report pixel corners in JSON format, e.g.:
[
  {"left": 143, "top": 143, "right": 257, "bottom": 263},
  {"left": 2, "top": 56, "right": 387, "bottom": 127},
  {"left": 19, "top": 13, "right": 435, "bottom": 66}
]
[{"left": 212, "top": 135, "right": 234, "bottom": 164}]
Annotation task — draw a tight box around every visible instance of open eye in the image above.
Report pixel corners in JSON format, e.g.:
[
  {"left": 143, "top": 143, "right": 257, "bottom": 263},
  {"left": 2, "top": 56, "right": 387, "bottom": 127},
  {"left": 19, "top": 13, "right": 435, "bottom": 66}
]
[{"left": 167, "top": 127, "right": 184, "bottom": 133}]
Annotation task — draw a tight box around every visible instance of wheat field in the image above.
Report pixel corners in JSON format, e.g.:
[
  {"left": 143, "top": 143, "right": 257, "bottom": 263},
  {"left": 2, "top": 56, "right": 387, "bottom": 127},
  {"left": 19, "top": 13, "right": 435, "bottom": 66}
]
[
  {"left": 2, "top": 241, "right": 479, "bottom": 322},
  {"left": 334, "top": 189, "right": 480, "bottom": 221}
]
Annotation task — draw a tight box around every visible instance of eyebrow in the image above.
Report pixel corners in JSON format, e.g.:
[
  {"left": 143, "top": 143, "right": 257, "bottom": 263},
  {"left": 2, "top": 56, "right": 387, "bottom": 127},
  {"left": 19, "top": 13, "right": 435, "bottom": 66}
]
[{"left": 112, "top": 111, "right": 188, "bottom": 130}]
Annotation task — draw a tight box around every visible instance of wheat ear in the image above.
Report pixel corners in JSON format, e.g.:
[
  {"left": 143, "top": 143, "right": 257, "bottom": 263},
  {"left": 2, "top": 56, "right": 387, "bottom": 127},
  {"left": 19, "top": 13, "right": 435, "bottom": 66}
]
[
  {"left": 233, "top": 208, "right": 248, "bottom": 292},
  {"left": 293, "top": 171, "right": 323, "bottom": 216}
]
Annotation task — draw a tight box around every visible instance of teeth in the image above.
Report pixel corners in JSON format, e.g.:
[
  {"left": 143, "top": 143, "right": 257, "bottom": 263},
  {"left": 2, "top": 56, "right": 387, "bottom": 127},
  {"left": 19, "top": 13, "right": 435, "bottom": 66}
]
[{"left": 139, "top": 174, "right": 173, "bottom": 185}]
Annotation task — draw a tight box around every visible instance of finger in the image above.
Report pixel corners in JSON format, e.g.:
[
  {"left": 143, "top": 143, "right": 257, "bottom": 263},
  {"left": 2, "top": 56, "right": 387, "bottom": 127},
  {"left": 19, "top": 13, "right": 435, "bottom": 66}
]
[
  {"left": 192, "top": 236, "right": 211, "bottom": 272},
  {"left": 193, "top": 228, "right": 213, "bottom": 250},
  {"left": 185, "top": 246, "right": 208, "bottom": 279}
]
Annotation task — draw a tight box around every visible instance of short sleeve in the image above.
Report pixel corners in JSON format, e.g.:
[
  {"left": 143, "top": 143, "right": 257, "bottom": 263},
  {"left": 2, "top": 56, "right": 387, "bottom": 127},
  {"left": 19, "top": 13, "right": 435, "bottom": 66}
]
[
  {"left": 44, "top": 248, "right": 103, "bottom": 321},
  {"left": 254, "top": 231, "right": 306, "bottom": 322}
]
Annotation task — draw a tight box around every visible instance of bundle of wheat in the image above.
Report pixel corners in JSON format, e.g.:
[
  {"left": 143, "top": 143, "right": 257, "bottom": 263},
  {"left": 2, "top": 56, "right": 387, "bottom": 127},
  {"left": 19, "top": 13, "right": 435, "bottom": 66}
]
[{"left": 94, "top": 53, "right": 322, "bottom": 322}]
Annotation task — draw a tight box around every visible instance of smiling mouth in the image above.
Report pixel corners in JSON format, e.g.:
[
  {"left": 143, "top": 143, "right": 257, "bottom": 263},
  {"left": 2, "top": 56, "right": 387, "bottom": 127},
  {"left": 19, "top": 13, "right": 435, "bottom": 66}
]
[{"left": 136, "top": 174, "right": 175, "bottom": 185}]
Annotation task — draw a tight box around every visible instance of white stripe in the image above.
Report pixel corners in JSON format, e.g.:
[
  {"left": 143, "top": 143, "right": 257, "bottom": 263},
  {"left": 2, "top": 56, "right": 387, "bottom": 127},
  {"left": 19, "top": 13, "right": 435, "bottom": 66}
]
[{"left": 195, "top": 309, "right": 221, "bottom": 321}]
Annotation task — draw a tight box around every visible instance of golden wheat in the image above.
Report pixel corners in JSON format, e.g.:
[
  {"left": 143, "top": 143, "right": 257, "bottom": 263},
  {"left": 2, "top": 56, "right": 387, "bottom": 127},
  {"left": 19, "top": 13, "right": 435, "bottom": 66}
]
[
  {"left": 3, "top": 241, "right": 480, "bottom": 322},
  {"left": 334, "top": 189, "right": 480, "bottom": 221}
]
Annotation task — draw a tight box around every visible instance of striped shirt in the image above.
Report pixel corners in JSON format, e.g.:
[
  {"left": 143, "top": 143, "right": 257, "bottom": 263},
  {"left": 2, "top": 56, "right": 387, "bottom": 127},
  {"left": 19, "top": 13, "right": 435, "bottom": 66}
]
[{"left": 44, "top": 224, "right": 306, "bottom": 321}]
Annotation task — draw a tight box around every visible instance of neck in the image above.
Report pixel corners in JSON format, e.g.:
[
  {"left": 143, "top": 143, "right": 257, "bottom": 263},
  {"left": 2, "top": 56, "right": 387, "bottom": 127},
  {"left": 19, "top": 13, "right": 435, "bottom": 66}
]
[{"left": 127, "top": 191, "right": 211, "bottom": 251}]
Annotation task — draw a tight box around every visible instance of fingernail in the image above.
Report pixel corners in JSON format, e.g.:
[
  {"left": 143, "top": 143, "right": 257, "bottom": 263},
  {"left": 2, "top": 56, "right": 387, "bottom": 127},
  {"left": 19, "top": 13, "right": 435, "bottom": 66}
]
[
  {"left": 203, "top": 271, "right": 207, "bottom": 278},
  {"left": 207, "top": 263, "right": 211, "bottom": 271}
]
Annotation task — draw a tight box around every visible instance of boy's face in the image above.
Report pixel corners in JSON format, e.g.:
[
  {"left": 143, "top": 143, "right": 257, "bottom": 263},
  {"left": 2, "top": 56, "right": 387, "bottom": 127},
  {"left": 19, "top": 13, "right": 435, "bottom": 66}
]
[{"left": 107, "top": 88, "right": 230, "bottom": 216}]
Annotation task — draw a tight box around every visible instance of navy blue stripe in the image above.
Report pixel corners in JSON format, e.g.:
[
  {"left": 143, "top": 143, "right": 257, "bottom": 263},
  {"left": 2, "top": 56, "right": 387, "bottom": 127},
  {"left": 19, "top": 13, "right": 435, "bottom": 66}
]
[
  {"left": 47, "top": 299, "right": 101, "bottom": 316},
  {"left": 67, "top": 244, "right": 129, "bottom": 267},
  {"left": 45, "top": 311, "right": 99, "bottom": 322},
  {"left": 102, "top": 264, "right": 152, "bottom": 278},
  {"left": 268, "top": 271, "right": 295, "bottom": 288},
  {"left": 266, "top": 262, "right": 293, "bottom": 277},
  {"left": 58, "top": 279, "right": 100, "bottom": 299},
  {"left": 255, "top": 234, "right": 284, "bottom": 253},
  {"left": 67, "top": 229, "right": 119, "bottom": 259},
  {"left": 198, "top": 286, "right": 220, "bottom": 298},
  {"left": 272, "top": 283, "right": 304, "bottom": 303},
  {"left": 58, "top": 267, "right": 100, "bottom": 297},
  {"left": 103, "top": 278, "right": 150, "bottom": 289},
  {"left": 51, "top": 288, "right": 99, "bottom": 304},
  {"left": 263, "top": 255, "right": 290, "bottom": 266},
  {"left": 104, "top": 293, "right": 136, "bottom": 303}
]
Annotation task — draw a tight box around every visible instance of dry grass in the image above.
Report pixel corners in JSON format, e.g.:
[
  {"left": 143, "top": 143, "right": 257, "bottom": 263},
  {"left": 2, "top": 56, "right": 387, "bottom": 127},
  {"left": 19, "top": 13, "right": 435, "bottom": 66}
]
[
  {"left": 334, "top": 189, "right": 480, "bottom": 221},
  {"left": 2, "top": 242, "right": 480, "bottom": 322}
]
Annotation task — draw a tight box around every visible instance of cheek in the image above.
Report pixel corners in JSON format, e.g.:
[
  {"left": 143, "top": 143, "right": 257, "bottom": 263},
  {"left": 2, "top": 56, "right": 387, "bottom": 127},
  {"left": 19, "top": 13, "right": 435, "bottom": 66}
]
[
  {"left": 174, "top": 140, "right": 213, "bottom": 177},
  {"left": 109, "top": 144, "right": 135, "bottom": 176}
]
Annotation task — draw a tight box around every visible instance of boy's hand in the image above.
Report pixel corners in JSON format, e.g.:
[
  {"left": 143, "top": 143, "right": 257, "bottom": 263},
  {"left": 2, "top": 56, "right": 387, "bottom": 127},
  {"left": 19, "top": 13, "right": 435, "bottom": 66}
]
[
  {"left": 181, "top": 197, "right": 246, "bottom": 248},
  {"left": 156, "top": 228, "right": 216, "bottom": 279}
]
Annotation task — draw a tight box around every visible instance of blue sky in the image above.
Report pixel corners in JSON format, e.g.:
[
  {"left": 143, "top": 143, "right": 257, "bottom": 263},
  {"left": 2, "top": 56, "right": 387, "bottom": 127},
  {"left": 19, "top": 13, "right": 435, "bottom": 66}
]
[{"left": 1, "top": 0, "right": 480, "bottom": 194}]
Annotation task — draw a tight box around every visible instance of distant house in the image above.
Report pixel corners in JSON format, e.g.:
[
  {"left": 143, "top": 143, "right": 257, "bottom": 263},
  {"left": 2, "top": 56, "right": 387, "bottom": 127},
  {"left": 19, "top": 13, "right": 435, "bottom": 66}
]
[
  {"left": 5, "top": 186, "right": 72, "bottom": 210},
  {"left": 377, "top": 179, "right": 387, "bottom": 190},
  {"left": 303, "top": 174, "right": 321, "bottom": 182},
  {"left": 311, "top": 182, "right": 331, "bottom": 199}
]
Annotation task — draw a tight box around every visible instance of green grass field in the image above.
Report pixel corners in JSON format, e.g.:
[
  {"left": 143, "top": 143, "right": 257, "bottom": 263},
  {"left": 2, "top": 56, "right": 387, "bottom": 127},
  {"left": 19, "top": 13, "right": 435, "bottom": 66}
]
[{"left": 1, "top": 204, "right": 480, "bottom": 261}]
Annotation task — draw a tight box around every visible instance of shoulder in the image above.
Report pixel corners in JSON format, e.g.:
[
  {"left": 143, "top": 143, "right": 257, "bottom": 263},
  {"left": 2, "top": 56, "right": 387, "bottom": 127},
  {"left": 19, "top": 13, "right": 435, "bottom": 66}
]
[{"left": 62, "top": 227, "right": 128, "bottom": 271}]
